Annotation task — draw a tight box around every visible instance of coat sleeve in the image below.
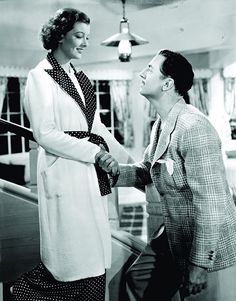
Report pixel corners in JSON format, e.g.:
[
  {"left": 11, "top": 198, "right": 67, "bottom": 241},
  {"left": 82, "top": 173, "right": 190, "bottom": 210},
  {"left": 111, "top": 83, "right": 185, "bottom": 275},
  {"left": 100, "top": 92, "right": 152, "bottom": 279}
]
[
  {"left": 24, "top": 69, "right": 100, "bottom": 163},
  {"left": 115, "top": 145, "right": 153, "bottom": 189},
  {"left": 180, "top": 116, "right": 230, "bottom": 269}
]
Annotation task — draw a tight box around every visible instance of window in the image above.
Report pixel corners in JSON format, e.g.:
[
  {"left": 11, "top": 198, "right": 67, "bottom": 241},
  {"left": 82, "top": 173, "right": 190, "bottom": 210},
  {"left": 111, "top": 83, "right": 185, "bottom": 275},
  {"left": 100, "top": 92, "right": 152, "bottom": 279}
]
[
  {"left": 0, "top": 77, "right": 30, "bottom": 155},
  {"left": 92, "top": 80, "right": 124, "bottom": 144},
  {"left": 0, "top": 78, "right": 126, "bottom": 157}
]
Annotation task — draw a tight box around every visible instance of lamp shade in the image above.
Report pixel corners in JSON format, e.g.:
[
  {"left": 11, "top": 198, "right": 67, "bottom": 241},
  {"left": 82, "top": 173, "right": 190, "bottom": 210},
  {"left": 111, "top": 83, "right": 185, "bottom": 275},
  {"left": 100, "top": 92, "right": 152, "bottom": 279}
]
[
  {"left": 101, "top": 18, "right": 149, "bottom": 47},
  {"left": 101, "top": 31, "right": 149, "bottom": 46},
  {"left": 101, "top": 7, "right": 149, "bottom": 62}
]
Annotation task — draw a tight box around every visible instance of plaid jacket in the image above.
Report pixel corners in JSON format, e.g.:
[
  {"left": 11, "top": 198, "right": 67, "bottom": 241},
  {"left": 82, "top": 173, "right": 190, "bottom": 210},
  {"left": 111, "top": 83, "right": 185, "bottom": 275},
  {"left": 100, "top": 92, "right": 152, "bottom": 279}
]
[{"left": 117, "top": 99, "right": 236, "bottom": 272}]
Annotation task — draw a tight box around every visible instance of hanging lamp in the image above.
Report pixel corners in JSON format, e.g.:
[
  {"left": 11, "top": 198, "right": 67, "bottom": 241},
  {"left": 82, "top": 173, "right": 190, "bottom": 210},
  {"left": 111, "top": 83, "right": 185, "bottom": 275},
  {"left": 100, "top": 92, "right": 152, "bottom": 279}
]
[{"left": 101, "top": 0, "right": 149, "bottom": 62}]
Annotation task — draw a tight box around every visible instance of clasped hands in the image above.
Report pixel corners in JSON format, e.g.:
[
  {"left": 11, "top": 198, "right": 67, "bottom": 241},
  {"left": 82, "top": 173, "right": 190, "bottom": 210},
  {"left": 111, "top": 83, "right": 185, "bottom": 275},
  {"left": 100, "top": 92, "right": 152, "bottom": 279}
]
[{"left": 95, "top": 146, "right": 120, "bottom": 177}]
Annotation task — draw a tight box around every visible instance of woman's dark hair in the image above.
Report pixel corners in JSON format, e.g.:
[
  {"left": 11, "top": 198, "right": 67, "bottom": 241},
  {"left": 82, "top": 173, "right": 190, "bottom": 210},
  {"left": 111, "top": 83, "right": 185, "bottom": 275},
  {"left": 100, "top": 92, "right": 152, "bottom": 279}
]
[
  {"left": 158, "top": 49, "right": 194, "bottom": 104},
  {"left": 40, "top": 8, "right": 90, "bottom": 51}
]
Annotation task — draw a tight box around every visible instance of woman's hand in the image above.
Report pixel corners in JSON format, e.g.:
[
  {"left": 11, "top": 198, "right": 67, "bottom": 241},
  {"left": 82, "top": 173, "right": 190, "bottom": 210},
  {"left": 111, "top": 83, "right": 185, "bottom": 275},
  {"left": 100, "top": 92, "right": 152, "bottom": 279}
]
[{"left": 95, "top": 149, "right": 119, "bottom": 176}]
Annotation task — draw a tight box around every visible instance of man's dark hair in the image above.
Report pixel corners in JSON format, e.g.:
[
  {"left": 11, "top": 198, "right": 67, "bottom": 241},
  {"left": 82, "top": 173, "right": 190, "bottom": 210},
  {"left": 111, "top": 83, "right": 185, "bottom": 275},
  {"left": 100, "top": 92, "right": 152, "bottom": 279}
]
[{"left": 158, "top": 49, "right": 194, "bottom": 103}]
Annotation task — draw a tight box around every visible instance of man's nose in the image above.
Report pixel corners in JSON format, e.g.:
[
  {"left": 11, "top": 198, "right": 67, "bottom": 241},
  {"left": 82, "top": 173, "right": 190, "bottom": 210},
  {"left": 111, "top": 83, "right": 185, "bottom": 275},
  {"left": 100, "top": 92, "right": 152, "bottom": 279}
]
[{"left": 139, "top": 69, "right": 146, "bottom": 79}]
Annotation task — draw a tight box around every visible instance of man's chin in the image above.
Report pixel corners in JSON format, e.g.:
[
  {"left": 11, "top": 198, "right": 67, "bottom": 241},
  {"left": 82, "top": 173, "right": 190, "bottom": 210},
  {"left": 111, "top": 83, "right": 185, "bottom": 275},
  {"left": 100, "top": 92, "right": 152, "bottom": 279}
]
[{"left": 139, "top": 89, "right": 146, "bottom": 96}]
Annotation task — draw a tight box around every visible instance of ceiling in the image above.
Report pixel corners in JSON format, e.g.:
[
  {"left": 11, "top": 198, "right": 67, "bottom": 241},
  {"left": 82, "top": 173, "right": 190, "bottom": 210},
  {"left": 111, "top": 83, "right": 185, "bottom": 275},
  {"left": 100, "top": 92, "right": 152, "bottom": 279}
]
[{"left": 1, "top": 0, "right": 236, "bottom": 70}]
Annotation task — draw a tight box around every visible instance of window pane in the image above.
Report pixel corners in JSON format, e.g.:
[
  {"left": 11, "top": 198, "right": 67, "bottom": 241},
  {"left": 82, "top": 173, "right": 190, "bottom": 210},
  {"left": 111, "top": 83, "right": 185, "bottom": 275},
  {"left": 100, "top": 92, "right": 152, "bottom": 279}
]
[
  {"left": 99, "top": 81, "right": 109, "bottom": 92},
  {"left": 1, "top": 95, "right": 8, "bottom": 114},
  {"left": 0, "top": 136, "right": 8, "bottom": 155},
  {"left": 23, "top": 114, "right": 30, "bottom": 128},
  {"left": 100, "top": 112, "right": 111, "bottom": 127},
  {"left": 0, "top": 127, "right": 7, "bottom": 134},
  {"left": 11, "top": 135, "right": 22, "bottom": 153},
  {"left": 24, "top": 139, "right": 30, "bottom": 152},
  {"left": 10, "top": 114, "right": 21, "bottom": 124},
  {"left": 8, "top": 78, "right": 20, "bottom": 112},
  {"left": 100, "top": 94, "right": 111, "bottom": 110}
]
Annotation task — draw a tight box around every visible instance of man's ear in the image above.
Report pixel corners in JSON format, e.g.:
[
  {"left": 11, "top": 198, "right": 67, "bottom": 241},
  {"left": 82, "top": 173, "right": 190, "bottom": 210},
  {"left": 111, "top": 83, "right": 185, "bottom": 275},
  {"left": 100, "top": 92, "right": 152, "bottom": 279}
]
[{"left": 162, "top": 78, "right": 174, "bottom": 91}]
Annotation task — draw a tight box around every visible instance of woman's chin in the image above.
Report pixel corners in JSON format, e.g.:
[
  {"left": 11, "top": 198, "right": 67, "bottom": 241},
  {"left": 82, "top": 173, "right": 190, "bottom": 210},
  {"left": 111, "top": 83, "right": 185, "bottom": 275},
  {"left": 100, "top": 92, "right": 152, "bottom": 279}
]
[{"left": 72, "top": 53, "right": 82, "bottom": 60}]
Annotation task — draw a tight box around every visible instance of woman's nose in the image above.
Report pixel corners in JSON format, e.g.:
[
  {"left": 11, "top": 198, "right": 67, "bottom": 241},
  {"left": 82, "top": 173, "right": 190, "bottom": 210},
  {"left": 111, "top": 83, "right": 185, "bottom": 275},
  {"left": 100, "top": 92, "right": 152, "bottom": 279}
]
[{"left": 82, "top": 37, "right": 89, "bottom": 47}]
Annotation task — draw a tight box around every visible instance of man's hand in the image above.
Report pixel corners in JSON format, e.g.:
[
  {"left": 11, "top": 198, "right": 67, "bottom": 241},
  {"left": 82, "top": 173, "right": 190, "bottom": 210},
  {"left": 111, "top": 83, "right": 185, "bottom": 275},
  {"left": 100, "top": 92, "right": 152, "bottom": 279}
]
[
  {"left": 95, "top": 149, "right": 119, "bottom": 176},
  {"left": 181, "top": 263, "right": 208, "bottom": 297}
]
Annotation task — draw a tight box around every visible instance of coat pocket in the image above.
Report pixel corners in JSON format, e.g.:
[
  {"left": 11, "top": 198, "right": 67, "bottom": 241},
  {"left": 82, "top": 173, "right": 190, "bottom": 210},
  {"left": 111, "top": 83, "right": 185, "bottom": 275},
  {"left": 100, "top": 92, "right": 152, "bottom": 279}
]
[{"left": 41, "top": 157, "right": 62, "bottom": 199}]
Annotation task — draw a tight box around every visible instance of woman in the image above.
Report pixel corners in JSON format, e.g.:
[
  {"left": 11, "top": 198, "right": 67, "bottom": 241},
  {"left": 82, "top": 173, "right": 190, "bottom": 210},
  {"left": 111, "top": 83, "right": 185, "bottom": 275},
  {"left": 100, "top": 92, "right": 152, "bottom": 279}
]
[{"left": 12, "top": 8, "right": 127, "bottom": 301}]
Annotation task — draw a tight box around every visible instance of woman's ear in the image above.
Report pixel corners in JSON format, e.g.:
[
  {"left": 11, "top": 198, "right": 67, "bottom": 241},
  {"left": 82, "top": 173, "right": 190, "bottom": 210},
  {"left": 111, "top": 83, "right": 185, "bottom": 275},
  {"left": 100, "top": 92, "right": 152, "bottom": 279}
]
[
  {"left": 59, "top": 35, "right": 64, "bottom": 44},
  {"left": 162, "top": 78, "right": 174, "bottom": 91}
]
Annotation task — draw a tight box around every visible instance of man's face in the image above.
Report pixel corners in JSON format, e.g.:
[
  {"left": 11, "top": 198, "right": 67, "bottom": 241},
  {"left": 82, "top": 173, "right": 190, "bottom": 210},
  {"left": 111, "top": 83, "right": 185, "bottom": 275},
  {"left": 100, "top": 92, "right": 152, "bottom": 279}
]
[{"left": 139, "top": 54, "right": 166, "bottom": 100}]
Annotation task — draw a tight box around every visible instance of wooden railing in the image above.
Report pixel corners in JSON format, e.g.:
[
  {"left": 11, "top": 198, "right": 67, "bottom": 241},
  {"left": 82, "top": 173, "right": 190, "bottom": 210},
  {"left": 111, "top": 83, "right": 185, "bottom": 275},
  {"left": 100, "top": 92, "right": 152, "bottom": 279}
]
[{"left": 0, "top": 118, "right": 35, "bottom": 142}]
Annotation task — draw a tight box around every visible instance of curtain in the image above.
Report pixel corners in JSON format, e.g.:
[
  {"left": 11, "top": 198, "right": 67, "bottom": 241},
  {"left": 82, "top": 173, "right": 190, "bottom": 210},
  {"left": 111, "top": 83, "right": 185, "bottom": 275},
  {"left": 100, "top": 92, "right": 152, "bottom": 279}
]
[
  {"left": 19, "top": 77, "right": 27, "bottom": 152},
  {"left": 224, "top": 78, "right": 236, "bottom": 116},
  {"left": 0, "top": 77, "right": 8, "bottom": 117},
  {"left": 188, "top": 78, "right": 209, "bottom": 115},
  {"left": 19, "top": 77, "right": 27, "bottom": 103},
  {"left": 110, "top": 80, "right": 134, "bottom": 147}
]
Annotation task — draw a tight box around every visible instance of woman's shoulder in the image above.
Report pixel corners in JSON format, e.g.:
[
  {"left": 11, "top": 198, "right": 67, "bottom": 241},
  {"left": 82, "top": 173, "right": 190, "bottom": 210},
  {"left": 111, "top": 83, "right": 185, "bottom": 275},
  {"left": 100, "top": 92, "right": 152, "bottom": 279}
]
[
  {"left": 27, "top": 58, "right": 53, "bottom": 82},
  {"left": 29, "top": 58, "right": 52, "bottom": 74}
]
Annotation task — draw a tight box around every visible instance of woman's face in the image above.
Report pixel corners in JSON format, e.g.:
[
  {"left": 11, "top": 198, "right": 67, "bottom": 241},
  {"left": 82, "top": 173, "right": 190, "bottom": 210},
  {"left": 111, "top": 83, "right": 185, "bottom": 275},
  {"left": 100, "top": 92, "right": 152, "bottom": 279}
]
[{"left": 58, "top": 22, "right": 90, "bottom": 60}]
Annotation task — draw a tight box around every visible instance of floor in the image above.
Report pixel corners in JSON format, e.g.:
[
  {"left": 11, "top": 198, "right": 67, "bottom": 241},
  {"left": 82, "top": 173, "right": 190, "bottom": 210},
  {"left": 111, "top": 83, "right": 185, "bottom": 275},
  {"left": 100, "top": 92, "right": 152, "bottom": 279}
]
[{"left": 118, "top": 187, "right": 147, "bottom": 242}]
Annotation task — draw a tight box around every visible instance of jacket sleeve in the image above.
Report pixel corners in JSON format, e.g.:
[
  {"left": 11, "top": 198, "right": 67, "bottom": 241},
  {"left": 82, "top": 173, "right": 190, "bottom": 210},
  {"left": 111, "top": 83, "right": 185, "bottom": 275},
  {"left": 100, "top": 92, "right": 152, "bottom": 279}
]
[
  {"left": 180, "top": 116, "right": 230, "bottom": 269},
  {"left": 24, "top": 69, "right": 100, "bottom": 163},
  {"left": 115, "top": 145, "right": 153, "bottom": 189}
]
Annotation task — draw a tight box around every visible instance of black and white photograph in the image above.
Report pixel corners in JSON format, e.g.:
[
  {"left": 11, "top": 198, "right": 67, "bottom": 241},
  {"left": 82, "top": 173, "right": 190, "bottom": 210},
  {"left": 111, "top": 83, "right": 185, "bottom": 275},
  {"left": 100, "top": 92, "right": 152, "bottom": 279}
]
[{"left": 0, "top": 0, "right": 236, "bottom": 300}]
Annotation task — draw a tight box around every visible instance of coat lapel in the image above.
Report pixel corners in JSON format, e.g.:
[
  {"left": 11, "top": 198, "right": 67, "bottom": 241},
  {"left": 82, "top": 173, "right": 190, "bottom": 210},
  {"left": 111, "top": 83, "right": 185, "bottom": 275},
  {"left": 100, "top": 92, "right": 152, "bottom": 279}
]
[
  {"left": 148, "top": 119, "right": 162, "bottom": 163},
  {"left": 152, "top": 99, "right": 186, "bottom": 165},
  {"left": 44, "top": 53, "right": 96, "bottom": 132}
]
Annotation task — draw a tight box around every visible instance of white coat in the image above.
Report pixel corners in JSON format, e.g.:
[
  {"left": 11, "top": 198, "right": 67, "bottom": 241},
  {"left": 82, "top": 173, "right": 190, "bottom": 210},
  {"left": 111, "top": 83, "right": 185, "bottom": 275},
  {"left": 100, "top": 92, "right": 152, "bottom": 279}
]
[{"left": 23, "top": 58, "right": 130, "bottom": 281}]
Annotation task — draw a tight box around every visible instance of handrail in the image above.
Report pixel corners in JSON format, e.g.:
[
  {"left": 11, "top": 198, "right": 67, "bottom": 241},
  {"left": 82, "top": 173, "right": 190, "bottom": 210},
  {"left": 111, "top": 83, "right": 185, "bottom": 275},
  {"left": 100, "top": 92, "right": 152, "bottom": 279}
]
[
  {"left": 0, "top": 178, "right": 38, "bottom": 205},
  {"left": 0, "top": 118, "right": 35, "bottom": 141}
]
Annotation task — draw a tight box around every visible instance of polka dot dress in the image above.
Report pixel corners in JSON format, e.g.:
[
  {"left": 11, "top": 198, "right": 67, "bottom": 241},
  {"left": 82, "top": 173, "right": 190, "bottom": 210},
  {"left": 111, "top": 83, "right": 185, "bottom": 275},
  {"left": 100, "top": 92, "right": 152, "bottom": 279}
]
[{"left": 12, "top": 262, "right": 106, "bottom": 301}]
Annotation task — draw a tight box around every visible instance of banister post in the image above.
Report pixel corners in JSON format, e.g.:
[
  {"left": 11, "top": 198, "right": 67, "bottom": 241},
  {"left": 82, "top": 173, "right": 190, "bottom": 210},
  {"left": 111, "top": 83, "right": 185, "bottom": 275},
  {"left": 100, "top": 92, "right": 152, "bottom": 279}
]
[
  {"left": 108, "top": 187, "right": 120, "bottom": 230},
  {"left": 29, "top": 141, "right": 38, "bottom": 194}
]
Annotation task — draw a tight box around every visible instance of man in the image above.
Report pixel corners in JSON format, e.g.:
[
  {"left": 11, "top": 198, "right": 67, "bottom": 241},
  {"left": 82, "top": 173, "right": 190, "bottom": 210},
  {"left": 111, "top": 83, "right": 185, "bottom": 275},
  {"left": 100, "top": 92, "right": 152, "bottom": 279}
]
[{"left": 98, "top": 49, "right": 236, "bottom": 300}]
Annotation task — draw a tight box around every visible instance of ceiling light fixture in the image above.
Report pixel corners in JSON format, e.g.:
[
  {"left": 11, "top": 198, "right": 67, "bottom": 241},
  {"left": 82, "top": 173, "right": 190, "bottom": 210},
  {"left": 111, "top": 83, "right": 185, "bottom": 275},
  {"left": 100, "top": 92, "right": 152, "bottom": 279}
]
[{"left": 101, "top": 0, "right": 149, "bottom": 62}]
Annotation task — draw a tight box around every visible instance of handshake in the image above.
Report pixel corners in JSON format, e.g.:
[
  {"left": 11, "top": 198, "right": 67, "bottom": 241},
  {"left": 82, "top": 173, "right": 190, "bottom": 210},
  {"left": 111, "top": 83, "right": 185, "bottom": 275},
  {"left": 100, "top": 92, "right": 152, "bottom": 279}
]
[{"left": 95, "top": 147, "right": 120, "bottom": 177}]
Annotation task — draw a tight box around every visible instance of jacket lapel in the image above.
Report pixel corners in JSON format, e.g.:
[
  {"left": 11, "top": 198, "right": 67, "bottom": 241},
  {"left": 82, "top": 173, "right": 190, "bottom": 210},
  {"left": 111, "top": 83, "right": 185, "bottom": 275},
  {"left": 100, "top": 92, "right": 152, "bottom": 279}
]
[
  {"left": 148, "top": 119, "right": 162, "bottom": 163},
  {"left": 152, "top": 99, "right": 186, "bottom": 165},
  {"left": 44, "top": 53, "right": 95, "bottom": 132}
]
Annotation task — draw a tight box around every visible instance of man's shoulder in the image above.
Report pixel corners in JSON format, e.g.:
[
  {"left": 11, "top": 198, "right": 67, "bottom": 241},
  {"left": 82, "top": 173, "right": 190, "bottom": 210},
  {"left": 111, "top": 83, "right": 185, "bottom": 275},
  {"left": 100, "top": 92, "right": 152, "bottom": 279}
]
[{"left": 178, "top": 105, "right": 211, "bottom": 128}]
